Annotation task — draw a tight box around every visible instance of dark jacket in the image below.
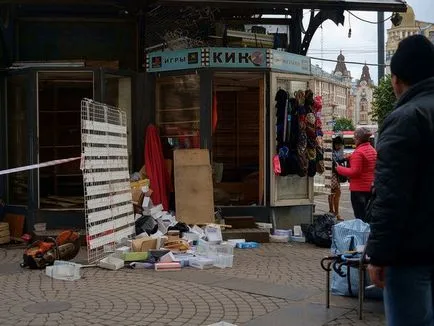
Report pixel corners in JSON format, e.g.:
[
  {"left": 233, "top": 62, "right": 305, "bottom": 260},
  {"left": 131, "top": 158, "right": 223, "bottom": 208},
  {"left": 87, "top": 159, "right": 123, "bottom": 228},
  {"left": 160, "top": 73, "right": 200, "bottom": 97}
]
[{"left": 366, "top": 77, "right": 434, "bottom": 266}]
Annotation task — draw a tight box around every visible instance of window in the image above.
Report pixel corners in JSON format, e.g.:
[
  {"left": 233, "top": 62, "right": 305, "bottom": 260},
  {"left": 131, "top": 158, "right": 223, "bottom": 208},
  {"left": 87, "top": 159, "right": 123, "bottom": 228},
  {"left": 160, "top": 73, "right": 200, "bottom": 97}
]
[
  {"left": 7, "top": 75, "right": 28, "bottom": 205},
  {"left": 156, "top": 75, "right": 200, "bottom": 149}
]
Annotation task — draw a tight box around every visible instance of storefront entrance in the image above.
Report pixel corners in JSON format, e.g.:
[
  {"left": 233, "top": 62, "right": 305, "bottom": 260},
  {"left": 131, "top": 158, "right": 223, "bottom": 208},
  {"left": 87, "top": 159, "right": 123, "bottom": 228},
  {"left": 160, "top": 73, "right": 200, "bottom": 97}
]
[
  {"left": 38, "top": 71, "right": 94, "bottom": 209},
  {"left": 2, "top": 68, "right": 134, "bottom": 230},
  {"left": 212, "top": 72, "right": 264, "bottom": 206}
]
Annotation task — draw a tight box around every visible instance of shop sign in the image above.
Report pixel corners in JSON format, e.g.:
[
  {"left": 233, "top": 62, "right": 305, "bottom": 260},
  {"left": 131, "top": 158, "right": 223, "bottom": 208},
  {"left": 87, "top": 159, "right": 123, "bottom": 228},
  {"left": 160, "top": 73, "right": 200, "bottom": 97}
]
[
  {"left": 270, "top": 51, "right": 311, "bottom": 75},
  {"left": 208, "top": 48, "right": 267, "bottom": 68},
  {"left": 146, "top": 49, "right": 202, "bottom": 72}
]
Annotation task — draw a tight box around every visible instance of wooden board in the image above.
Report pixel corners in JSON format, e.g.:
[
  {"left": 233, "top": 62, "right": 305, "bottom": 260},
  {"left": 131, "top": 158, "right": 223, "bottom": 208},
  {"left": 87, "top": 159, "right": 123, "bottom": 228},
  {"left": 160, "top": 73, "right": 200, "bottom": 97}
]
[
  {"left": 174, "top": 149, "right": 214, "bottom": 225},
  {"left": 3, "top": 214, "right": 25, "bottom": 239},
  {"left": 258, "top": 78, "right": 265, "bottom": 205},
  {"left": 174, "top": 149, "right": 210, "bottom": 167}
]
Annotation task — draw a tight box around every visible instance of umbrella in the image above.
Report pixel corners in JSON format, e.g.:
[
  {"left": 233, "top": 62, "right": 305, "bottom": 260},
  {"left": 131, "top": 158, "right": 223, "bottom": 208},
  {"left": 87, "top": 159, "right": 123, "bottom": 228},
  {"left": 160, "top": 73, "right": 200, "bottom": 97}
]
[{"left": 144, "top": 124, "right": 169, "bottom": 210}]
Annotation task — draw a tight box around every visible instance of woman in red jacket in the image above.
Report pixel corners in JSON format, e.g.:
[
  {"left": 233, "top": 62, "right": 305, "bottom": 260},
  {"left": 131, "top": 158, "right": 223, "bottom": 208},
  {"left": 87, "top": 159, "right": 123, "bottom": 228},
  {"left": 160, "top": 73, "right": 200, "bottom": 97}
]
[{"left": 336, "top": 127, "right": 377, "bottom": 222}]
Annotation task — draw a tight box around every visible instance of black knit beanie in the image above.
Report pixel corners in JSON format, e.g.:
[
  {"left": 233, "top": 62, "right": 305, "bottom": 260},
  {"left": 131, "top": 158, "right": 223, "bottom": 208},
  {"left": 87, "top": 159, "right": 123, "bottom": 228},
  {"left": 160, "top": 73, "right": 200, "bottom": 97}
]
[{"left": 390, "top": 34, "right": 434, "bottom": 85}]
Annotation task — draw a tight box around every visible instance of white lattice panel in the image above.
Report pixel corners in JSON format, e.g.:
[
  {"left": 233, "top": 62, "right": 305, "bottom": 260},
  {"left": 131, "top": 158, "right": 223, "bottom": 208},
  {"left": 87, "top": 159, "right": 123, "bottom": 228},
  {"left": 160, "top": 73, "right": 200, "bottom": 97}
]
[{"left": 81, "top": 99, "right": 135, "bottom": 263}]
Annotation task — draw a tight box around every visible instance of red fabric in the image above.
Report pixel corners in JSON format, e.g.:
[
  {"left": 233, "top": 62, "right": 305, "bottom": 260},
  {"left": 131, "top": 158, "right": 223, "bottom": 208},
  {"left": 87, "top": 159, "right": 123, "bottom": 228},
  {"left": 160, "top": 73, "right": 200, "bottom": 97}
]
[
  {"left": 336, "top": 142, "right": 377, "bottom": 192},
  {"left": 145, "top": 124, "right": 170, "bottom": 210},
  {"left": 212, "top": 93, "right": 218, "bottom": 134}
]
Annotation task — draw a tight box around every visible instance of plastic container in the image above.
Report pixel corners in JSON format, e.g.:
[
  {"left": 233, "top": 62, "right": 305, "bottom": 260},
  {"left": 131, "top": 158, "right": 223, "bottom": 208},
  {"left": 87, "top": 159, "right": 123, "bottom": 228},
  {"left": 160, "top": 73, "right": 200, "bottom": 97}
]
[
  {"left": 189, "top": 257, "right": 214, "bottom": 269},
  {"left": 196, "top": 239, "right": 212, "bottom": 256},
  {"left": 274, "top": 229, "right": 291, "bottom": 237},
  {"left": 34, "top": 223, "right": 47, "bottom": 232},
  {"left": 46, "top": 261, "right": 81, "bottom": 281},
  {"left": 183, "top": 232, "right": 200, "bottom": 245},
  {"left": 236, "top": 242, "right": 260, "bottom": 249},
  {"left": 98, "top": 256, "right": 124, "bottom": 270},
  {"left": 291, "top": 236, "right": 306, "bottom": 243},
  {"left": 227, "top": 239, "right": 245, "bottom": 247},
  {"left": 213, "top": 254, "right": 234, "bottom": 268},
  {"left": 270, "top": 234, "right": 289, "bottom": 243},
  {"left": 209, "top": 243, "right": 234, "bottom": 256}
]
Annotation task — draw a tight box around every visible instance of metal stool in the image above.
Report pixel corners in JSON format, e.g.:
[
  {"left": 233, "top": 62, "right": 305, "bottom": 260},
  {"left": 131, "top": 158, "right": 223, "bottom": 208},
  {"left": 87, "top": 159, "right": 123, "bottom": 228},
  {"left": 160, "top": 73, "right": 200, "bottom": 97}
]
[{"left": 321, "top": 252, "right": 369, "bottom": 320}]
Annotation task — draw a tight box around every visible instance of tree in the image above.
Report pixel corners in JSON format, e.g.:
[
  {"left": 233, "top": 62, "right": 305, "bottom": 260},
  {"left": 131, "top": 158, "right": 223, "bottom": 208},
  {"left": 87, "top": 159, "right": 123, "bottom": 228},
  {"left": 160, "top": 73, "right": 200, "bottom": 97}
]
[
  {"left": 333, "top": 117, "right": 355, "bottom": 132},
  {"left": 371, "top": 74, "right": 397, "bottom": 128}
]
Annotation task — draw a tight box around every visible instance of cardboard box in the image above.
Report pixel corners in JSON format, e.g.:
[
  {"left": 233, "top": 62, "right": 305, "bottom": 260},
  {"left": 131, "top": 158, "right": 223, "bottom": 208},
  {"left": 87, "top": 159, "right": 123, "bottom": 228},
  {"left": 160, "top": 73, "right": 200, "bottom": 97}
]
[{"left": 131, "top": 237, "right": 157, "bottom": 252}]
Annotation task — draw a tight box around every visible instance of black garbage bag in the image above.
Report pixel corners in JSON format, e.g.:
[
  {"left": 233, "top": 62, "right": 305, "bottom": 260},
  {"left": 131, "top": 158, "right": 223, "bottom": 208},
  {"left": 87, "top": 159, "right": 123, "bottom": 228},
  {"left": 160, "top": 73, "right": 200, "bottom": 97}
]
[
  {"left": 168, "top": 222, "right": 190, "bottom": 237},
  {"left": 312, "top": 213, "right": 336, "bottom": 248},
  {"left": 135, "top": 215, "right": 158, "bottom": 235}
]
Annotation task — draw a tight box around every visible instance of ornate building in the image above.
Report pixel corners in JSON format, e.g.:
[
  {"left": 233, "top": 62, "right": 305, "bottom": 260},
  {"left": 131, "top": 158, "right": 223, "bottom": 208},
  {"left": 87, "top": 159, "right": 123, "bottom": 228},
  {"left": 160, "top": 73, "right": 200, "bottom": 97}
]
[
  {"left": 355, "top": 64, "right": 374, "bottom": 126},
  {"left": 386, "top": 5, "right": 434, "bottom": 74},
  {"left": 311, "top": 52, "right": 352, "bottom": 131},
  {"left": 333, "top": 51, "right": 352, "bottom": 82}
]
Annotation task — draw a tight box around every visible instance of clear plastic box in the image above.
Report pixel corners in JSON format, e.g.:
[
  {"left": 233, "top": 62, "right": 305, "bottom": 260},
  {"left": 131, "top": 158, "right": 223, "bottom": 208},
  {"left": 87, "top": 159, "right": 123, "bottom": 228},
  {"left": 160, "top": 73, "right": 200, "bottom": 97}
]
[
  {"left": 212, "top": 254, "right": 234, "bottom": 268},
  {"left": 189, "top": 257, "right": 215, "bottom": 269},
  {"left": 209, "top": 244, "right": 234, "bottom": 256}
]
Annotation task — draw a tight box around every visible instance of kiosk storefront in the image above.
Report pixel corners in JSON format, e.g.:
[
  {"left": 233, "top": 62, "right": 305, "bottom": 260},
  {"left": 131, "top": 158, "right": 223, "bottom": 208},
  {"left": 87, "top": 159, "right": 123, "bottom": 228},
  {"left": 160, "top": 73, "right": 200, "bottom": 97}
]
[{"left": 145, "top": 48, "right": 324, "bottom": 228}]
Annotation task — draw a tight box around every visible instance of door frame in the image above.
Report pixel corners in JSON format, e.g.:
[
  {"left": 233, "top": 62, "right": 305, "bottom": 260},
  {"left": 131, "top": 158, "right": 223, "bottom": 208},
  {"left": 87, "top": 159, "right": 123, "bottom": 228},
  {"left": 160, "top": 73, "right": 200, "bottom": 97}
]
[
  {"left": 211, "top": 70, "right": 267, "bottom": 207},
  {"left": 36, "top": 69, "right": 96, "bottom": 209},
  {"left": 269, "top": 72, "right": 315, "bottom": 207}
]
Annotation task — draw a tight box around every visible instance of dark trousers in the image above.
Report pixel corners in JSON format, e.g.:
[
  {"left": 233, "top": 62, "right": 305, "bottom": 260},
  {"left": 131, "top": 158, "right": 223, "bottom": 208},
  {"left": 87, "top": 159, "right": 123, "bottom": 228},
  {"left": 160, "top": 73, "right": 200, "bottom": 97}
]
[
  {"left": 350, "top": 191, "right": 371, "bottom": 222},
  {"left": 384, "top": 265, "right": 434, "bottom": 326}
]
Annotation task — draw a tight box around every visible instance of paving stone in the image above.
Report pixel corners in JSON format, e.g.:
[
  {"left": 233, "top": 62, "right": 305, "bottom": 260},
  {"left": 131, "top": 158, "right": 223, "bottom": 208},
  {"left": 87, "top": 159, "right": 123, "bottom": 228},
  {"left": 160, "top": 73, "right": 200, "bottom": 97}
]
[
  {"left": 0, "top": 191, "right": 384, "bottom": 326},
  {"left": 23, "top": 301, "right": 71, "bottom": 314},
  {"left": 244, "top": 303, "right": 347, "bottom": 326}
]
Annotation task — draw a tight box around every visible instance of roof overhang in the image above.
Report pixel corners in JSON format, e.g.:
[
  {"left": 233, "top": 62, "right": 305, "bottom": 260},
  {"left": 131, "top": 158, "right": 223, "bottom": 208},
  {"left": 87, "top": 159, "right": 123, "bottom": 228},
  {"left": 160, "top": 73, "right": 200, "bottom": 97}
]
[
  {"left": 0, "top": 0, "right": 408, "bottom": 12},
  {"left": 151, "top": 0, "right": 408, "bottom": 12}
]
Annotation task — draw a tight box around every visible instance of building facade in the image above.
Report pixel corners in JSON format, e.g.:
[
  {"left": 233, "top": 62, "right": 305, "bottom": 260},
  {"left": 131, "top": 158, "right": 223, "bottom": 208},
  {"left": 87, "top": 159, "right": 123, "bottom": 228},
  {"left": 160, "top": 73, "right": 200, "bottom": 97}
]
[
  {"left": 354, "top": 64, "right": 375, "bottom": 126},
  {"left": 311, "top": 52, "right": 352, "bottom": 131},
  {"left": 386, "top": 5, "right": 434, "bottom": 74}
]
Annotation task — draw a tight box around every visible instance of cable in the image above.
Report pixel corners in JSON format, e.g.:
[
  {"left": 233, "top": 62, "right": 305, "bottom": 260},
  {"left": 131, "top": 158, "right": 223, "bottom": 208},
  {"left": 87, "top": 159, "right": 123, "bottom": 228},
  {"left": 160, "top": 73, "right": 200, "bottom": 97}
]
[
  {"left": 347, "top": 11, "right": 392, "bottom": 24},
  {"left": 310, "top": 56, "right": 389, "bottom": 67}
]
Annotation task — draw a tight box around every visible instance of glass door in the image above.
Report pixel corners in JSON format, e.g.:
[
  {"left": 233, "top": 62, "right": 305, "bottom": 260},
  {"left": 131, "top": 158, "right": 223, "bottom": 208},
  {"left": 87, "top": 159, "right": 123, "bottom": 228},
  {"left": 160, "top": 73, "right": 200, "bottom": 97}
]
[
  {"left": 269, "top": 72, "right": 315, "bottom": 207},
  {"left": 37, "top": 70, "right": 94, "bottom": 209},
  {"left": 6, "top": 72, "right": 30, "bottom": 206}
]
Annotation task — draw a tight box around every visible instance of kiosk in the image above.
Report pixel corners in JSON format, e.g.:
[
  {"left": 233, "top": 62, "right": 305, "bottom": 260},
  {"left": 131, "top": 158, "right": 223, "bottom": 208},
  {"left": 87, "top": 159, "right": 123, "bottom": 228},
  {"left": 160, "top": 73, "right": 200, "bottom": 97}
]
[{"left": 146, "top": 48, "right": 325, "bottom": 228}]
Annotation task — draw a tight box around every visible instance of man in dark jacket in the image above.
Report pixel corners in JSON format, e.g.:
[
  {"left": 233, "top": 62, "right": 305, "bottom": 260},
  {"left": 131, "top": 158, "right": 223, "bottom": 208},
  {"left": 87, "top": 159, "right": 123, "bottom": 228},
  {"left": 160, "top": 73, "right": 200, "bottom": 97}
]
[{"left": 366, "top": 35, "right": 434, "bottom": 326}]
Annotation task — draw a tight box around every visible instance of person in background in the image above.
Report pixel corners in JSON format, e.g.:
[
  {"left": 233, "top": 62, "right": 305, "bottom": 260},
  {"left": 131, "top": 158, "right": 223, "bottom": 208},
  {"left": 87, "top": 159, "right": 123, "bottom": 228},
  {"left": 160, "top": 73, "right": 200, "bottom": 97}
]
[
  {"left": 366, "top": 35, "right": 434, "bottom": 326},
  {"left": 335, "top": 127, "right": 376, "bottom": 222},
  {"left": 328, "top": 135, "right": 345, "bottom": 221}
]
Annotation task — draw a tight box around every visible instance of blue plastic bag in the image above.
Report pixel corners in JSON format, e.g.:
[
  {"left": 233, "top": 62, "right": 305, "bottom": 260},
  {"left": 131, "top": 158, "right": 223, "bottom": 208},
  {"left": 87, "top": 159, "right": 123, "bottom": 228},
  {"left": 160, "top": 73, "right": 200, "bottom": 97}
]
[{"left": 331, "top": 219, "right": 382, "bottom": 299}]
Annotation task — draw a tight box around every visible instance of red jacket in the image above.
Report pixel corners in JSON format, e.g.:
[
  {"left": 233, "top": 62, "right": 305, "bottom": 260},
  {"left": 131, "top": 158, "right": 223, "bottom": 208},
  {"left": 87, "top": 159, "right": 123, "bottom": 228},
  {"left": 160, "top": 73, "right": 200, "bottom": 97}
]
[{"left": 336, "top": 142, "right": 377, "bottom": 192}]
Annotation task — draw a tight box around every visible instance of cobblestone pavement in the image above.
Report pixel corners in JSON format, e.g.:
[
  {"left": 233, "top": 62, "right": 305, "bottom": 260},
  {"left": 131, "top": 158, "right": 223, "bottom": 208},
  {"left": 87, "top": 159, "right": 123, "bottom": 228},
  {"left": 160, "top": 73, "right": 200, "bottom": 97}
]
[
  {"left": 0, "top": 243, "right": 385, "bottom": 326},
  {"left": 0, "top": 190, "right": 385, "bottom": 325}
]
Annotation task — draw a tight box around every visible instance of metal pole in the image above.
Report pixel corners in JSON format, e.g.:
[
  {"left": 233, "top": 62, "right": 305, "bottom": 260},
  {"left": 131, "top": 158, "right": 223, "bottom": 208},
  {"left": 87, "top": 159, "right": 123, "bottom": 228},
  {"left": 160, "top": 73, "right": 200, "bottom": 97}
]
[{"left": 378, "top": 11, "right": 385, "bottom": 81}]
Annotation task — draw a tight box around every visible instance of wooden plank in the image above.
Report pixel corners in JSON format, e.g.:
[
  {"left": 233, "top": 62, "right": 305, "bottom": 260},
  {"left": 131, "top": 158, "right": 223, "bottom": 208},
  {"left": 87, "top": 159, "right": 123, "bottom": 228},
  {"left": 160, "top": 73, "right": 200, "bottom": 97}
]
[
  {"left": 174, "top": 149, "right": 214, "bottom": 225},
  {"left": 258, "top": 78, "right": 265, "bottom": 205},
  {"left": 3, "top": 214, "right": 25, "bottom": 239},
  {"left": 174, "top": 149, "right": 210, "bottom": 167}
]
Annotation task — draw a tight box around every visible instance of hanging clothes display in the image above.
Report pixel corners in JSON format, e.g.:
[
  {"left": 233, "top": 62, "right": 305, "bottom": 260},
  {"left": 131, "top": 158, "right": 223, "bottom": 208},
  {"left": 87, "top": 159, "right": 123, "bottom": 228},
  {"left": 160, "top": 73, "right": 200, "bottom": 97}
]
[{"left": 274, "top": 87, "right": 325, "bottom": 178}]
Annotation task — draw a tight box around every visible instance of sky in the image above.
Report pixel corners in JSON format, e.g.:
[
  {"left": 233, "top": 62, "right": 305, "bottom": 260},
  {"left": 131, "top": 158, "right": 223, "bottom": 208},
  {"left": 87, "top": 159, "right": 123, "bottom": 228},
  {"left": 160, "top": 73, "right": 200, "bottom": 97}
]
[
  {"left": 306, "top": 0, "right": 434, "bottom": 84},
  {"left": 264, "top": 0, "right": 434, "bottom": 85}
]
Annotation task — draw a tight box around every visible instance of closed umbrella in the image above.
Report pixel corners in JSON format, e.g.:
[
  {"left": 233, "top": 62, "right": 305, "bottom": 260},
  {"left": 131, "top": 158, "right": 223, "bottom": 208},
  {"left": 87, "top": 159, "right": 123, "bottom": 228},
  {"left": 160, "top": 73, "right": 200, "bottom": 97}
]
[{"left": 144, "top": 125, "right": 169, "bottom": 210}]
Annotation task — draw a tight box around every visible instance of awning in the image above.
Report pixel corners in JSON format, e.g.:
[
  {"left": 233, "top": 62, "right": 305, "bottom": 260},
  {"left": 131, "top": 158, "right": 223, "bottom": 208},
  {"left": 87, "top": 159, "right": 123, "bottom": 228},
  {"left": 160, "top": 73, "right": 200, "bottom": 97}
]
[
  {"left": 153, "top": 0, "right": 408, "bottom": 12},
  {"left": 0, "top": 0, "right": 407, "bottom": 12}
]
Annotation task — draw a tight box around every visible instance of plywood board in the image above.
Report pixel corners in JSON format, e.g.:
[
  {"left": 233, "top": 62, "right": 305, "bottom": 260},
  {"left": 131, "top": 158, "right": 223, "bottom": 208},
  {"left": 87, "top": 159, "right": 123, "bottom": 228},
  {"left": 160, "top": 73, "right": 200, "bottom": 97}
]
[
  {"left": 174, "top": 150, "right": 214, "bottom": 225},
  {"left": 174, "top": 149, "right": 210, "bottom": 167}
]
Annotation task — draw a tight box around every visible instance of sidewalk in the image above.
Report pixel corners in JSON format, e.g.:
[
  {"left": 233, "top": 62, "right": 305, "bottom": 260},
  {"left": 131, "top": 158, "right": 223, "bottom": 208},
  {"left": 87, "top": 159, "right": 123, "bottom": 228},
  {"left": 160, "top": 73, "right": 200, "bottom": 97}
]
[{"left": 0, "top": 241, "right": 384, "bottom": 326}]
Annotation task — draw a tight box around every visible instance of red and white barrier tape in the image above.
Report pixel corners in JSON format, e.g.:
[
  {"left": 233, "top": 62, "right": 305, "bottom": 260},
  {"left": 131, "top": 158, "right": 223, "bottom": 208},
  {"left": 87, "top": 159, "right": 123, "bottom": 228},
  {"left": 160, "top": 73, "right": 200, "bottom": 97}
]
[{"left": 0, "top": 157, "right": 81, "bottom": 176}]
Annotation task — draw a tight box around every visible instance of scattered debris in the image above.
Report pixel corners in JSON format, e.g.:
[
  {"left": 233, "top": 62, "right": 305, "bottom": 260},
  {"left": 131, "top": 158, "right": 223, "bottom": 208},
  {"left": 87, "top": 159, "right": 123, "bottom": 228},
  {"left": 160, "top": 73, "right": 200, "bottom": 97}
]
[{"left": 46, "top": 261, "right": 82, "bottom": 281}]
